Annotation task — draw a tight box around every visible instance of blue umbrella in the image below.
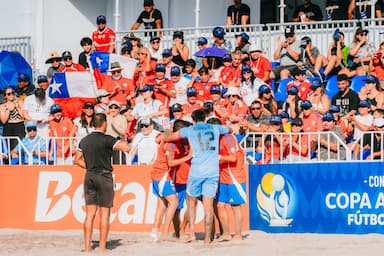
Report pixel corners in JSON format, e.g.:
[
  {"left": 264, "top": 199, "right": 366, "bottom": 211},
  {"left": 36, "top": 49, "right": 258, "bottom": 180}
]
[
  {"left": 194, "top": 47, "right": 228, "bottom": 58},
  {"left": 0, "top": 51, "right": 32, "bottom": 90}
]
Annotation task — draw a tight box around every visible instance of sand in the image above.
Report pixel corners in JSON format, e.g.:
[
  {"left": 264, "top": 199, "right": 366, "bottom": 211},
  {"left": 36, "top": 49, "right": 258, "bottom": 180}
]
[{"left": 0, "top": 229, "right": 383, "bottom": 256}]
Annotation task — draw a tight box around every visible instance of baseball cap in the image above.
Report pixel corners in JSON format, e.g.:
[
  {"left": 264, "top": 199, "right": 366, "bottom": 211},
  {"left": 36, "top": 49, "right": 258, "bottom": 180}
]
[
  {"left": 170, "top": 66, "right": 181, "bottom": 76},
  {"left": 186, "top": 87, "right": 197, "bottom": 97},
  {"left": 329, "top": 105, "right": 341, "bottom": 113},
  {"left": 364, "top": 75, "right": 379, "bottom": 85},
  {"left": 139, "top": 84, "right": 154, "bottom": 92},
  {"left": 197, "top": 37, "right": 208, "bottom": 46},
  {"left": 355, "top": 27, "right": 369, "bottom": 35},
  {"left": 358, "top": 100, "right": 371, "bottom": 108},
  {"left": 300, "top": 100, "right": 312, "bottom": 110},
  {"left": 150, "top": 35, "right": 160, "bottom": 42},
  {"left": 287, "top": 86, "right": 298, "bottom": 95},
  {"left": 108, "top": 100, "right": 120, "bottom": 108},
  {"left": 259, "top": 85, "right": 271, "bottom": 95},
  {"left": 269, "top": 114, "right": 282, "bottom": 125},
  {"left": 291, "top": 117, "right": 303, "bottom": 126},
  {"left": 322, "top": 112, "right": 335, "bottom": 122},
  {"left": 97, "top": 89, "right": 111, "bottom": 98},
  {"left": 17, "top": 73, "right": 30, "bottom": 82},
  {"left": 213, "top": 26, "right": 225, "bottom": 38},
  {"left": 242, "top": 65, "right": 252, "bottom": 74},
  {"left": 210, "top": 85, "right": 221, "bottom": 94},
  {"left": 139, "top": 117, "right": 152, "bottom": 126},
  {"left": 62, "top": 51, "right": 72, "bottom": 58},
  {"left": 280, "top": 111, "right": 289, "bottom": 119},
  {"left": 50, "top": 104, "right": 62, "bottom": 114},
  {"left": 25, "top": 120, "right": 37, "bottom": 129},
  {"left": 285, "top": 26, "right": 295, "bottom": 37},
  {"left": 374, "top": 117, "right": 384, "bottom": 127},
  {"left": 83, "top": 102, "right": 94, "bottom": 109},
  {"left": 155, "top": 63, "right": 166, "bottom": 72},
  {"left": 162, "top": 49, "right": 172, "bottom": 57},
  {"left": 310, "top": 78, "right": 323, "bottom": 90},
  {"left": 222, "top": 53, "right": 232, "bottom": 62},
  {"left": 37, "top": 75, "right": 48, "bottom": 83},
  {"left": 235, "top": 32, "right": 249, "bottom": 42},
  {"left": 96, "top": 15, "right": 106, "bottom": 24},
  {"left": 120, "top": 105, "right": 132, "bottom": 114},
  {"left": 171, "top": 103, "right": 183, "bottom": 112}
]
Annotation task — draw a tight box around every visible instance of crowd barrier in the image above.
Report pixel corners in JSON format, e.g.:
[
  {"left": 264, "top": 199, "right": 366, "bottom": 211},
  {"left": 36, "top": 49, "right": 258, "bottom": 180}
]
[
  {"left": 248, "top": 162, "right": 384, "bottom": 234},
  {"left": 0, "top": 165, "right": 249, "bottom": 232},
  {"left": 116, "top": 18, "right": 384, "bottom": 62},
  {"left": 0, "top": 36, "right": 32, "bottom": 63}
]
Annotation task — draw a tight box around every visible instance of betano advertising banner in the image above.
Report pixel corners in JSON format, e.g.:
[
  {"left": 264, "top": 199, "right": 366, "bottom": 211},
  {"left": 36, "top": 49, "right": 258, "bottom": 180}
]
[
  {"left": 0, "top": 165, "right": 248, "bottom": 232},
  {"left": 249, "top": 162, "right": 384, "bottom": 234}
]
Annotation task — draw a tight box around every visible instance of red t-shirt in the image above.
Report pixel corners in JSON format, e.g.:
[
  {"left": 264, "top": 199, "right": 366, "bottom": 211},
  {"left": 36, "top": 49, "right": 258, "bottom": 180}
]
[
  {"left": 170, "top": 141, "right": 191, "bottom": 185},
  {"left": 182, "top": 101, "right": 203, "bottom": 117},
  {"left": 151, "top": 141, "right": 173, "bottom": 181},
  {"left": 248, "top": 56, "right": 271, "bottom": 82},
  {"left": 49, "top": 117, "right": 75, "bottom": 158},
  {"left": 102, "top": 76, "right": 135, "bottom": 106},
  {"left": 226, "top": 99, "right": 248, "bottom": 122},
  {"left": 92, "top": 27, "right": 116, "bottom": 52},
  {"left": 219, "top": 134, "right": 246, "bottom": 184},
  {"left": 287, "top": 80, "right": 312, "bottom": 100},
  {"left": 220, "top": 66, "right": 236, "bottom": 85},
  {"left": 193, "top": 81, "right": 216, "bottom": 102},
  {"left": 149, "top": 78, "right": 175, "bottom": 107},
  {"left": 59, "top": 63, "right": 86, "bottom": 72}
]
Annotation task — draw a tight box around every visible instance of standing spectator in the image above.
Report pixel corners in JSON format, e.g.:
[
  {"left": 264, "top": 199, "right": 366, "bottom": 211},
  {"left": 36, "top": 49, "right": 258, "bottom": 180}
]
[
  {"left": 234, "top": 32, "right": 251, "bottom": 56},
  {"left": 22, "top": 88, "right": 54, "bottom": 138},
  {"left": 292, "top": 0, "right": 323, "bottom": 22},
  {"left": 247, "top": 45, "right": 272, "bottom": 84},
  {"left": 271, "top": 26, "right": 301, "bottom": 81},
  {"left": 78, "top": 37, "right": 93, "bottom": 70},
  {"left": 308, "top": 79, "right": 331, "bottom": 115},
  {"left": 0, "top": 87, "right": 26, "bottom": 150},
  {"left": 130, "top": 0, "right": 163, "bottom": 36},
  {"left": 148, "top": 35, "right": 163, "bottom": 61},
  {"left": 331, "top": 74, "right": 360, "bottom": 117},
  {"left": 134, "top": 47, "right": 156, "bottom": 87},
  {"left": 171, "top": 31, "right": 190, "bottom": 68},
  {"left": 210, "top": 85, "right": 228, "bottom": 122},
  {"left": 92, "top": 15, "right": 116, "bottom": 53},
  {"left": 45, "top": 52, "right": 64, "bottom": 80},
  {"left": 59, "top": 51, "right": 86, "bottom": 72},
  {"left": 170, "top": 66, "right": 190, "bottom": 106},
  {"left": 326, "top": 0, "right": 350, "bottom": 20},
  {"left": 226, "top": 0, "right": 250, "bottom": 26},
  {"left": 212, "top": 26, "right": 233, "bottom": 52},
  {"left": 348, "top": 0, "right": 384, "bottom": 20},
  {"left": 73, "top": 102, "right": 96, "bottom": 141},
  {"left": 14, "top": 73, "right": 35, "bottom": 102},
  {"left": 48, "top": 104, "right": 77, "bottom": 164}
]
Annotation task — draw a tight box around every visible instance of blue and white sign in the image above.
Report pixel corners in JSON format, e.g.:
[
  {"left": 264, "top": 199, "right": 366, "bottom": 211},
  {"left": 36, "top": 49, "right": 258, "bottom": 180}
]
[{"left": 249, "top": 163, "right": 384, "bottom": 234}]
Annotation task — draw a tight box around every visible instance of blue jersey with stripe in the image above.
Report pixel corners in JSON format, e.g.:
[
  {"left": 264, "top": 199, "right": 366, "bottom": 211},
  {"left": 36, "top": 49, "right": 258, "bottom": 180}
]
[{"left": 179, "top": 123, "right": 229, "bottom": 178}]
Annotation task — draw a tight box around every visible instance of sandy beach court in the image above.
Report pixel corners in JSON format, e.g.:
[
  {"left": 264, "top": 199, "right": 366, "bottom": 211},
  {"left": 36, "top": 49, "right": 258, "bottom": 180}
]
[{"left": 0, "top": 229, "right": 382, "bottom": 256}]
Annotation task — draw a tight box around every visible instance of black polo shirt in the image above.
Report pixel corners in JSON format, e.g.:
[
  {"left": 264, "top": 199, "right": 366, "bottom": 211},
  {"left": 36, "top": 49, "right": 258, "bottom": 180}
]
[
  {"left": 78, "top": 131, "right": 119, "bottom": 173},
  {"left": 136, "top": 9, "right": 163, "bottom": 30},
  {"left": 227, "top": 3, "right": 251, "bottom": 25}
]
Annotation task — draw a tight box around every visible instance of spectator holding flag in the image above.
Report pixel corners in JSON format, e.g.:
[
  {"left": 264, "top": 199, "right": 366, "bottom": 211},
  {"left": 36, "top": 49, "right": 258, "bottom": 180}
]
[
  {"left": 59, "top": 51, "right": 86, "bottom": 72},
  {"left": 92, "top": 15, "right": 116, "bottom": 53}
]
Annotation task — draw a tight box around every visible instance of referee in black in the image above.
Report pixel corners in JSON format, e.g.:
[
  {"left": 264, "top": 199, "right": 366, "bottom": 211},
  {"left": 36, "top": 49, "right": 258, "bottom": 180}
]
[{"left": 74, "top": 113, "right": 130, "bottom": 253}]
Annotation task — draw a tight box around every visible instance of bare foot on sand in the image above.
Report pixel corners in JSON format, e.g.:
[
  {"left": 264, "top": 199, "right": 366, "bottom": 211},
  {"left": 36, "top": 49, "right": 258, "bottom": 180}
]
[
  {"left": 217, "top": 234, "right": 232, "bottom": 242},
  {"left": 233, "top": 235, "right": 243, "bottom": 241},
  {"left": 184, "top": 234, "right": 196, "bottom": 243}
]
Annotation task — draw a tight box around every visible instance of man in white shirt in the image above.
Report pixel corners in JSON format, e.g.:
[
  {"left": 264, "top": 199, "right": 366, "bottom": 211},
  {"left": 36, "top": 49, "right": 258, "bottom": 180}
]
[
  {"left": 169, "top": 66, "right": 190, "bottom": 106},
  {"left": 148, "top": 35, "right": 163, "bottom": 61}
]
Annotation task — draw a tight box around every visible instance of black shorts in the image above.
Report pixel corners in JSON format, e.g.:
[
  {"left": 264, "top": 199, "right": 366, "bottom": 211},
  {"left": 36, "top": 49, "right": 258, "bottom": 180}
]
[{"left": 84, "top": 171, "right": 114, "bottom": 208}]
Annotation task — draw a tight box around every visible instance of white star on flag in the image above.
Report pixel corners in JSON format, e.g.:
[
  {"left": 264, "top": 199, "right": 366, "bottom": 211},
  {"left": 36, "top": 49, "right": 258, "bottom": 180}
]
[{"left": 50, "top": 78, "right": 63, "bottom": 94}]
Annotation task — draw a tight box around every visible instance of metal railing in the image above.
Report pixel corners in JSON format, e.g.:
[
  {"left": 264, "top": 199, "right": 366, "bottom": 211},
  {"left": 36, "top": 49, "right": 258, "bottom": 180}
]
[
  {"left": 0, "top": 36, "right": 32, "bottom": 63},
  {"left": 351, "top": 131, "right": 384, "bottom": 160},
  {"left": 116, "top": 18, "right": 384, "bottom": 61}
]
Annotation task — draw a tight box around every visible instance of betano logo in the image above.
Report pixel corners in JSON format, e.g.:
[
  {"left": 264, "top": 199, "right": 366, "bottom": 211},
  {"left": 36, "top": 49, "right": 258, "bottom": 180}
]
[{"left": 256, "top": 172, "right": 297, "bottom": 227}]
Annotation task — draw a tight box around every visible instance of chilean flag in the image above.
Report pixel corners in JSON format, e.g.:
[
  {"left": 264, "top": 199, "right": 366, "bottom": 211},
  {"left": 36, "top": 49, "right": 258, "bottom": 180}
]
[
  {"left": 48, "top": 72, "right": 97, "bottom": 118},
  {"left": 89, "top": 51, "right": 138, "bottom": 88}
]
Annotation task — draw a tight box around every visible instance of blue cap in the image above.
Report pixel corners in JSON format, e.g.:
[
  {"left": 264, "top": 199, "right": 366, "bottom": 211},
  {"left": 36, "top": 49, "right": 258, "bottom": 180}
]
[
  {"left": 186, "top": 87, "right": 197, "bottom": 97},
  {"left": 300, "top": 100, "right": 312, "bottom": 110},
  {"left": 162, "top": 49, "right": 172, "bottom": 57},
  {"left": 139, "top": 84, "right": 154, "bottom": 92},
  {"left": 287, "top": 86, "right": 298, "bottom": 95},
  {"left": 270, "top": 114, "right": 282, "bottom": 125},
  {"left": 17, "top": 73, "right": 30, "bottom": 82},
  {"left": 364, "top": 75, "right": 379, "bottom": 85},
  {"left": 121, "top": 39, "right": 133, "bottom": 51},
  {"left": 213, "top": 26, "right": 226, "bottom": 38},
  {"left": 310, "top": 78, "right": 323, "bottom": 90},
  {"left": 259, "top": 85, "right": 271, "bottom": 95},
  {"left": 50, "top": 104, "right": 62, "bottom": 114},
  {"left": 329, "top": 105, "right": 341, "bottom": 113},
  {"left": 203, "top": 101, "right": 214, "bottom": 109},
  {"left": 242, "top": 65, "right": 252, "bottom": 74},
  {"left": 150, "top": 35, "right": 160, "bottom": 42},
  {"left": 235, "top": 32, "right": 249, "bottom": 42},
  {"left": 197, "top": 37, "right": 208, "bottom": 46},
  {"left": 171, "top": 103, "right": 183, "bottom": 112},
  {"left": 210, "top": 85, "right": 221, "bottom": 94},
  {"left": 96, "top": 15, "right": 106, "bottom": 24},
  {"left": 280, "top": 111, "right": 289, "bottom": 119},
  {"left": 37, "top": 75, "right": 48, "bottom": 83},
  {"left": 322, "top": 112, "right": 335, "bottom": 122},
  {"left": 358, "top": 100, "right": 371, "bottom": 108},
  {"left": 25, "top": 120, "right": 37, "bottom": 128},
  {"left": 155, "top": 63, "right": 166, "bottom": 72},
  {"left": 170, "top": 66, "right": 181, "bottom": 76},
  {"left": 222, "top": 53, "right": 232, "bottom": 62}
]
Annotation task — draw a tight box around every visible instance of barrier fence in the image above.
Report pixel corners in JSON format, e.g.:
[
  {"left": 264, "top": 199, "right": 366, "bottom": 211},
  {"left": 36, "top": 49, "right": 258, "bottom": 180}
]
[{"left": 0, "top": 36, "right": 32, "bottom": 63}]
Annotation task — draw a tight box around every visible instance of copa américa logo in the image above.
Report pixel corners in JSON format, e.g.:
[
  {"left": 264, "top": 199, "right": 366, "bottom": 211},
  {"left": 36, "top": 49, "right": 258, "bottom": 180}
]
[{"left": 256, "top": 172, "right": 298, "bottom": 227}]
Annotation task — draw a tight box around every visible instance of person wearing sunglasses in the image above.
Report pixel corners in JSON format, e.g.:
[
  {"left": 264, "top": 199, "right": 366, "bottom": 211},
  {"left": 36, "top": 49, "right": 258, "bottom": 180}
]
[
  {"left": 10, "top": 121, "right": 49, "bottom": 165},
  {"left": 45, "top": 51, "right": 64, "bottom": 80},
  {"left": 223, "top": 87, "right": 248, "bottom": 134},
  {"left": 148, "top": 35, "right": 163, "bottom": 61},
  {"left": 92, "top": 15, "right": 116, "bottom": 53},
  {"left": 73, "top": 102, "right": 96, "bottom": 142},
  {"left": 58, "top": 51, "right": 85, "bottom": 72},
  {"left": 0, "top": 87, "right": 26, "bottom": 150},
  {"left": 14, "top": 73, "right": 35, "bottom": 102}
]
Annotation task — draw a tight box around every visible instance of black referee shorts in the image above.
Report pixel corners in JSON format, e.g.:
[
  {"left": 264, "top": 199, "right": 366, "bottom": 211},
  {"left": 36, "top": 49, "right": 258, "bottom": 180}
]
[{"left": 84, "top": 171, "right": 114, "bottom": 208}]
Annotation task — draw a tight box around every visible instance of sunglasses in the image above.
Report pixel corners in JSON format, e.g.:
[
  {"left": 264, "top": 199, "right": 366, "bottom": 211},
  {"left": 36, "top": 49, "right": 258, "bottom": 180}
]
[
  {"left": 229, "top": 95, "right": 238, "bottom": 98},
  {"left": 140, "top": 124, "right": 150, "bottom": 128},
  {"left": 97, "top": 22, "right": 106, "bottom": 25},
  {"left": 358, "top": 33, "right": 367, "bottom": 36},
  {"left": 5, "top": 91, "right": 15, "bottom": 96},
  {"left": 63, "top": 57, "right": 72, "bottom": 61},
  {"left": 109, "top": 105, "right": 120, "bottom": 109},
  {"left": 111, "top": 71, "right": 121, "bottom": 74},
  {"left": 84, "top": 105, "right": 94, "bottom": 109},
  {"left": 27, "top": 127, "right": 37, "bottom": 132},
  {"left": 251, "top": 107, "right": 261, "bottom": 110},
  {"left": 151, "top": 40, "right": 160, "bottom": 44},
  {"left": 138, "top": 52, "right": 147, "bottom": 55},
  {"left": 286, "top": 34, "right": 294, "bottom": 38}
]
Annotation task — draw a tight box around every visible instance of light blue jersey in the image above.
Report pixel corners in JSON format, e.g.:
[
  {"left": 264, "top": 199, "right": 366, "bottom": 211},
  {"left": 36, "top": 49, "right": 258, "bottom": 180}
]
[
  {"left": 180, "top": 123, "right": 229, "bottom": 178},
  {"left": 13, "top": 136, "right": 48, "bottom": 164}
]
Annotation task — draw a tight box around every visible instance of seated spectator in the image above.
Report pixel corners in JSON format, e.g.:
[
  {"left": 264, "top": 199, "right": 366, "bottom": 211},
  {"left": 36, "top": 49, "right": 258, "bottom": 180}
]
[
  {"left": 48, "top": 104, "right": 76, "bottom": 165},
  {"left": 259, "top": 114, "right": 284, "bottom": 163},
  {"left": 239, "top": 65, "right": 265, "bottom": 106},
  {"left": 331, "top": 74, "right": 360, "bottom": 117},
  {"left": 95, "top": 89, "right": 111, "bottom": 114},
  {"left": 194, "top": 37, "right": 208, "bottom": 69},
  {"left": 280, "top": 111, "right": 291, "bottom": 132},
  {"left": 347, "top": 100, "right": 373, "bottom": 152},
  {"left": 45, "top": 52, "right": 64, "bottom": 80},
  {"left": 348, "top": 28, "right": 376, "bottom": 76},
  {"left": 258, "top": 85, "right": 278, "bottom": 115},
  {"left": 11, "top": 121, "right": 49, "bottom": 165},
  {"left": 169, "top": 103, "right": 185, "bottom": 124},
  {"left": 219, "top": 53, "right": 237, "bottom": 89},
  {"left": 358, "top": 75, "right": 384, "bottom": 111},
  {"left": 287, "top": 67, "right": 312, "bottom": 100},
  {"left": 124, "top": 34, "right": 143, "bottom": 59},
  {"left": 284, "top": 117, "right": 310, "bottom": 162},
  {"left": 301, "top": 100, "right": 323, "bottom": 133},
  {"left": 148, "top": 35, "right": 163, "bottom": 61},
  {"left": 78, "top": 37, "right": 93, "bottom": 69},
  {"left": 224, "top": 87, "right": 248, "bottom": 133},
  {"left": 36, "top": 75, "right": 50, "bottom": 91},
  {"left": 134, "top": 47, "right": 156, "bottom": 87},
  {"left": 326, "top": 0, "right": 350, "bottom": 20},
  {"left": 230, "top": 51, "right": 243, "bottom": 83},
  {"left": 329, "top": 104, "right": 350, "bottom": 141},
  {"left": 308, "top": 79, "right": 331, "bottom": 115},
  {"left": 193, "top": 67, "right": 216, "bottom": 102},
  {"left": 313, "top": 112, "right": 346, "bottom": 160},
  {"left": 292, "top": 0, "right": 323, "bottom": 22},
  {"left": 297, "top": 36, "right": 320, "bottom": 77},
  {"left": 160, "top": 49, "right": 180, "bottom": 79},
  {"left": 22, "top": 88, "right": 54, "bottom": 138},
  {"left": 357, "top": 117, "right": 384, "bottom": 160},
  {"left": 171, "top": 31, "right": 190, "bottom": 68},
  {"left": 130, "top": 117, "right": 161, "bottom": 164},
  {"left": 150, "top": 63, "right": 176, "bottom": 107},
  {"left": 210, "top": 85, "right": 228, "bottom": 122},
  {"left": 271, "top": 26, "right": 301, "bottom": 81},
  {"left": 247, "top": 45, "right": 271, "bottom": 84},
  {"left": 348, "top": 0, "right": 384, "bottom": 20},
  {"left": 170, "top": 66, "right": 190, "bottom": 106},
  {"left": 373, "top": 41, "right": 384, "bottom": 82},
  {"left": 73, "top": 102, "right": 95, "bottom": 141},
  {"left": 182, "top": 87, "right": 203, "bottom": 122},
  {"left": 242, "top": 100, "right": 270, "bottom": 133},
  {"left": 183, "top": 59, "right": 199, "bottom": 83},
  {"left": 15, "top": 73, "right": 35, "bottom": 102},
  {"left": 59, "top": 51, "right": 86, "bottom": 72},
  {"left": 234, "top": 32, "right": 251, "bottom": 56},
  {"left": 282, "top": 86, "right": 301, "bottom": 119},
  {"left": 211, "top": 26, "right": 233, "bottom": 52}
]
